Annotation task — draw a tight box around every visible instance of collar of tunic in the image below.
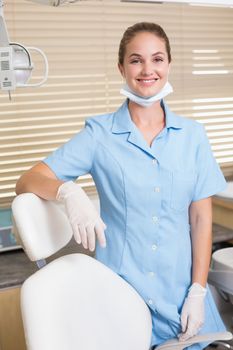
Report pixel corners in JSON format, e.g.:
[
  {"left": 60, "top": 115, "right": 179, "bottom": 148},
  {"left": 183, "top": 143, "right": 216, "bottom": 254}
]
[{"left": 111, "top": 99, "right": 183, "bottom": 135}]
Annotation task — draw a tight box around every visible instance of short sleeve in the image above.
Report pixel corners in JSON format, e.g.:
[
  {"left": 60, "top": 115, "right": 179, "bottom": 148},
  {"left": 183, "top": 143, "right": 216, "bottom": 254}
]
[
  {"left": 192, "top": 124, "right": 227, "bottom": 202},
  {"left": 43, "top": 121, "right": 96, "bottom": 181}
]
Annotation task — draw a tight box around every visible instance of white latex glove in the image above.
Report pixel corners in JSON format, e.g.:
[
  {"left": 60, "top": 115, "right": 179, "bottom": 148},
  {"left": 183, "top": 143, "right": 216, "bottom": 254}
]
[
  {"left": 56, "top": 181, "right": 106, "bottom": 252},
  {"left": 179, "top": 282, "right": 207, "bottom": 341}
]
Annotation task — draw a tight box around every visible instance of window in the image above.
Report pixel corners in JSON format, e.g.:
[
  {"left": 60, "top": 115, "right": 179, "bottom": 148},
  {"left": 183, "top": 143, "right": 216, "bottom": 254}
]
[{"left": 1, "top": 0, "right": 233, "bottom": 208}]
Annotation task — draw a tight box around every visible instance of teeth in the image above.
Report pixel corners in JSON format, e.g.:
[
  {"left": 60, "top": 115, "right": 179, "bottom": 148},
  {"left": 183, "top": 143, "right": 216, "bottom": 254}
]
[{"left": 141, "top": 79, "right": 155, "bottom": 83}]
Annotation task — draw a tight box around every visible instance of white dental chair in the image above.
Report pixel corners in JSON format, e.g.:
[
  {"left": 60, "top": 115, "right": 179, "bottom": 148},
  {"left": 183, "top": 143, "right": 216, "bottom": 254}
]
[{"left": 12, "top": 193, "right": 232, "bottom": 350}]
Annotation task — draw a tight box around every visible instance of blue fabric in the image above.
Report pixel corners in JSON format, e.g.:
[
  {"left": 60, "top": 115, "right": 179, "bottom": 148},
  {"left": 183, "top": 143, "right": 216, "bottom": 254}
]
[{"left": 44, "top": 100, "right": 227, "bottom": 348}]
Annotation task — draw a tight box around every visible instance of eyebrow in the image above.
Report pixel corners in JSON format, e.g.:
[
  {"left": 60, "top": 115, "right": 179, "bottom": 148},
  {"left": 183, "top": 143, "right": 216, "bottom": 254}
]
[{"left": 129, "top": 52, "right": 165, "bottom": 58}]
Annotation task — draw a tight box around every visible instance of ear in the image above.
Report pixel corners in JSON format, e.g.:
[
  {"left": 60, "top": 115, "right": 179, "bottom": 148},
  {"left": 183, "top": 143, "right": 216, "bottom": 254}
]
[{"left": 118, "top": 63, "right": 125, "bottom": 78}]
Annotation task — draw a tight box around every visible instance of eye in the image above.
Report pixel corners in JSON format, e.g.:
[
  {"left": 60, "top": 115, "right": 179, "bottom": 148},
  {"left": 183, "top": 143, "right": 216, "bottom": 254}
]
[
  {"left": 153, "top": 57, "right": 164, "bottom": 63},
  {"left": 130, "top": 58, "right": 141, "bottom": 64}
]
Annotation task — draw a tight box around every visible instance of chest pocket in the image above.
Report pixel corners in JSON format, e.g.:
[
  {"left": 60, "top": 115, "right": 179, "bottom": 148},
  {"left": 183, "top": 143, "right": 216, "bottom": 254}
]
[{"left": 171, "top": 171, "right": 196, "bottom": 212}]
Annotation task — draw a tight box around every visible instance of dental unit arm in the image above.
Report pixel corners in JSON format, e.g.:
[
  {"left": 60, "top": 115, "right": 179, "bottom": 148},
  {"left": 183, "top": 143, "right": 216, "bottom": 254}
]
[
  {"left": 0, "top": 0, "right": 88, "bottom": 99},
  {"left": 0, "top": 0, "right": 48, "bottom": 100}
]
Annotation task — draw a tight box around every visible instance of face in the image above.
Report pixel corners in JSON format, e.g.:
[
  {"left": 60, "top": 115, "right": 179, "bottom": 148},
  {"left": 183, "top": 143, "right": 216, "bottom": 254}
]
[{"left": 118, "top": 31, "right": 170, "bottom": 98}]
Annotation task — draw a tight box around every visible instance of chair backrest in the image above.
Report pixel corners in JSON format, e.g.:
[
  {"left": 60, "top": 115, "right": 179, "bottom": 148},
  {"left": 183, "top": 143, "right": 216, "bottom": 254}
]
[
  {"left": 12, "top": 193, "right": 73, "bottom": 261},
  {"left": 21, "top": 253, "right": 152, "bottom": 350}
]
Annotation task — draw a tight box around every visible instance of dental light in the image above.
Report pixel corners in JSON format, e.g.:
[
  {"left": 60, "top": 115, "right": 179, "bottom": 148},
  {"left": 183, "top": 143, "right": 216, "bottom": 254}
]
[{"left": 0, "top": 1, "right": 48, "bottom": 100}]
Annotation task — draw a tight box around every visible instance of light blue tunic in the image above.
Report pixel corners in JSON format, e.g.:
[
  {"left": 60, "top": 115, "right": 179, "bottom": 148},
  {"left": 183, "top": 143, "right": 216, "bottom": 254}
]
[{"left": 44, "top": 100, "right": 227, "bottom": 348}]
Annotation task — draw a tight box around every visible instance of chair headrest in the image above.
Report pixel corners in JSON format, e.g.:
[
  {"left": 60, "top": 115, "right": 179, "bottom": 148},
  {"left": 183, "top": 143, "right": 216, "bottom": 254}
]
[{"left": 12, "top": 193, "right": 73, "bottom": 261}]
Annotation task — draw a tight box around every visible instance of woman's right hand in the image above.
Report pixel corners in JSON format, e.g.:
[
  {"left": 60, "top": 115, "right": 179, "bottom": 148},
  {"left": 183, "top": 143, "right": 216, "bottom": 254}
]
[{"left": 56, "top": 181, "right": 106, "bottom": 252}]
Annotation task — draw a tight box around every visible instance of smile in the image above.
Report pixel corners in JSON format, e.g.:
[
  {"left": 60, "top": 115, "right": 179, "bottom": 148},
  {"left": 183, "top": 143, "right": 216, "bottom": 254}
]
[{"left": 137, "top": 78, "right": 158, "bottom": 82}]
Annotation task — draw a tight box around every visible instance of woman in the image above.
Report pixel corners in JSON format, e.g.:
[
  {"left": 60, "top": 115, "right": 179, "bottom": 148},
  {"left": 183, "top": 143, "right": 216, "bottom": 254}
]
[{"left": 16, "top": 22, "right": 226, "bottom": 349}]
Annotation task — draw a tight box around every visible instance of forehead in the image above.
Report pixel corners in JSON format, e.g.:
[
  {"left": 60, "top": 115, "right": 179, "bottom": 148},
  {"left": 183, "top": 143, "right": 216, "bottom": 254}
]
[{"left": 125, "top": 31, "right": 166, "bottom": 55}]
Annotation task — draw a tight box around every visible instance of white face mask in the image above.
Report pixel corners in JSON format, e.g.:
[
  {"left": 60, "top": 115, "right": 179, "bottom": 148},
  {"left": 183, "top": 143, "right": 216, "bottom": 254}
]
[{"left": 120, "top": 81, "right": 173, "bottom": 108}]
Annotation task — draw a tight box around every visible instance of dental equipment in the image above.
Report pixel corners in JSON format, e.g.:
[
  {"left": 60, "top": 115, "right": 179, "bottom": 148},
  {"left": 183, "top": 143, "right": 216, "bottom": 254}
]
[{"left": 0, "top": 1, "right": 48, "bottom": 100}]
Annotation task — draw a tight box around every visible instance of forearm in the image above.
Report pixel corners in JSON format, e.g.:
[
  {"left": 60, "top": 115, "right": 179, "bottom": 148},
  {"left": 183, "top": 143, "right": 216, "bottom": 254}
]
[
  {"left": 191, "top": 224, "right": 212, "bottom": 287},
  {"left": 190, "top": 198, "right": 212, "bottom": 287},
  {"left": 16, "top": 162, "right": 64, "bottom": 201}
]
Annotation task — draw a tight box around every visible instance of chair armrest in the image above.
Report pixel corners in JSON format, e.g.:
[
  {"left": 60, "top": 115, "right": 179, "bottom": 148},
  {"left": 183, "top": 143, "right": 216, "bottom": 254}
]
[{"left": 156, "top": 332, "right": 233, "bottom": 350}]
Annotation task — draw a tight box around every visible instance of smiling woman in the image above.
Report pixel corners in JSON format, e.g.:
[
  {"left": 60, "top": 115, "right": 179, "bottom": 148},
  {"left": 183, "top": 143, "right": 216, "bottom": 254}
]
[{"left": 15, "top": 18, "right": 228, "bottom": 350}]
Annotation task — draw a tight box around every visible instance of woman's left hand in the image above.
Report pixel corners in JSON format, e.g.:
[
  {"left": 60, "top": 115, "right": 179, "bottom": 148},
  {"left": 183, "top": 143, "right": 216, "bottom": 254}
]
[{"left": 179, "top": 283, "right": 207, "bottom": 341}]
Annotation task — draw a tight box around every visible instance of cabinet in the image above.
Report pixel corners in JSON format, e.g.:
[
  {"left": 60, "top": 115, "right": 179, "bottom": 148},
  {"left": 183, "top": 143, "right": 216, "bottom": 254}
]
[{"left": 0, "top": 287, "right": 26, "bottom": 350}]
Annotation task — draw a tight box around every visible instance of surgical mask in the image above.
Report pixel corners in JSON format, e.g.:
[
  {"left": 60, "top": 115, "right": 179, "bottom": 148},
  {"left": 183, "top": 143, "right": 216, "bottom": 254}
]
[{"left": 120, "top": 81, "right": 173, "bottom": 108}]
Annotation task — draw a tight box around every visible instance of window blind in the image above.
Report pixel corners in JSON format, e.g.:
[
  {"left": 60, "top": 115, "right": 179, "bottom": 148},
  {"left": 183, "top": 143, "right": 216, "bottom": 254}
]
[{"left": 1, "top": 0, "right": 233, "bottom": 207}]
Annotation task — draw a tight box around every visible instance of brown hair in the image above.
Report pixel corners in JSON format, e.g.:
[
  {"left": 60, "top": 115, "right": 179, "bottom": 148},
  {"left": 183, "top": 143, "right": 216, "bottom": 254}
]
[{"left": 118, "top": 22, "right": 171, "bottom": 65}]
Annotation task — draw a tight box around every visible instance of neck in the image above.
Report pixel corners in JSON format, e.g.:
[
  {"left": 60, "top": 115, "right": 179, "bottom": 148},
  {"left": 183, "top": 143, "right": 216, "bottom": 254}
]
[{"left": 128, "top": 99, "right": 165, "bottom": 127}]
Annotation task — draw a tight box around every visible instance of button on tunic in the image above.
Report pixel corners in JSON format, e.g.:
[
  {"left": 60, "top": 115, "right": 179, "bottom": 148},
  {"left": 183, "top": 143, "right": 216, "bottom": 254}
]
[{"left": 44, "top": 100, "right": 227, "bottom": 349}]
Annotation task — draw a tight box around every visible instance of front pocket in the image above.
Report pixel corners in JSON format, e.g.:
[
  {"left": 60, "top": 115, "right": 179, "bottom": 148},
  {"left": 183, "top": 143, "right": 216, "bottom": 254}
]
[{"left": 171, "top": 171, "right": 196, "bottom": 212}]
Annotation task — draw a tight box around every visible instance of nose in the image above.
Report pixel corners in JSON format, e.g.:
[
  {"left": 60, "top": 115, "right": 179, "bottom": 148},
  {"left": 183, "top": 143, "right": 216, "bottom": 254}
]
[{"left": 141, "top": 61, "right": 154, "bottom": 76}]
